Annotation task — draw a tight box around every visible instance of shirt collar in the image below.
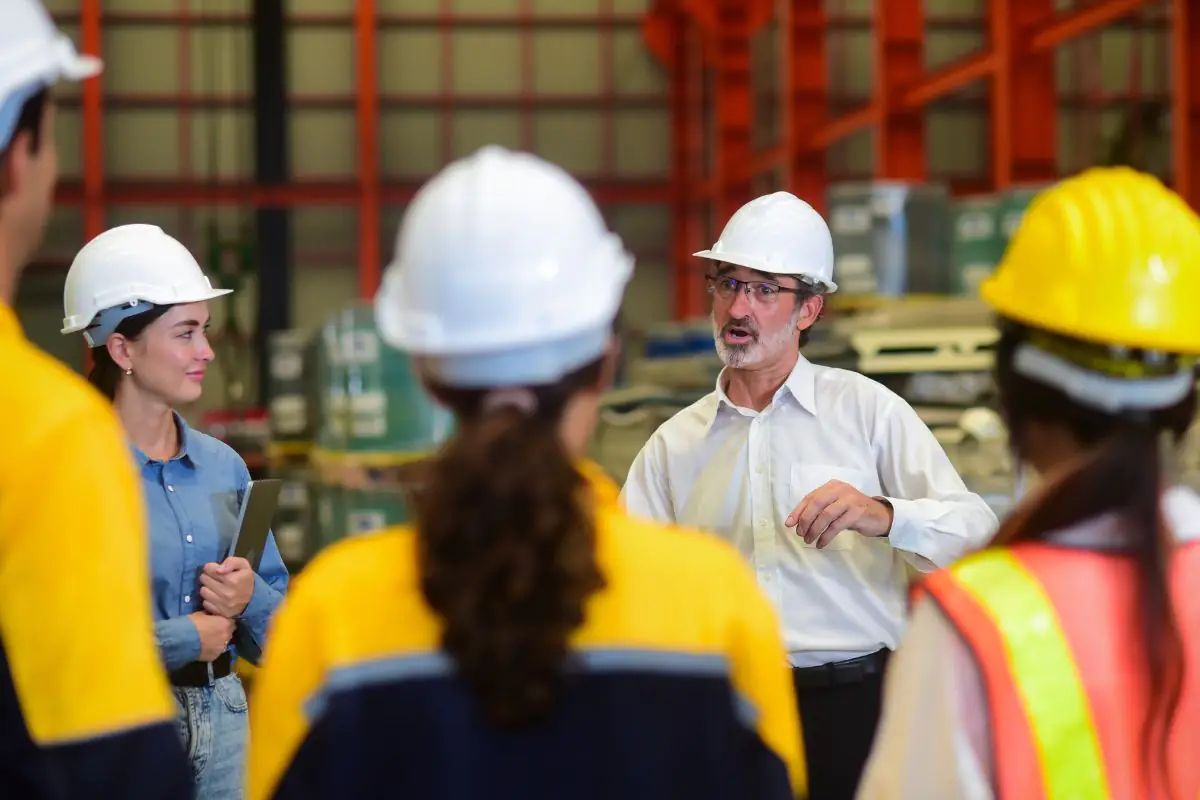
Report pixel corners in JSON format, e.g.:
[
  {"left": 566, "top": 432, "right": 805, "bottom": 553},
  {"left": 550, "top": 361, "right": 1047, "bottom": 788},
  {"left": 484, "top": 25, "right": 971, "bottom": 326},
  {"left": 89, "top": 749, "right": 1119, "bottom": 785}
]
[
  {"left": 706, "top": 353, "right": 818, "bottom": 426},
  {"left": 129, "top": 410, "right": 200, "bottom": 466}
]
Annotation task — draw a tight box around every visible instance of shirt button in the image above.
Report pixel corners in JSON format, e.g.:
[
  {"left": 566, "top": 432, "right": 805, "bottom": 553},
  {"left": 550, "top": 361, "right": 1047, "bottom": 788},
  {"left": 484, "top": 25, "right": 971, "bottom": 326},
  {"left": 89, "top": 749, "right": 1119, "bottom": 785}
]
[
  {"left": 183, "top": 594, "right": 191, "bottom": 603},
  {"left": 755, "top": 466, "right": 763, "bottom": 475},
  {"left": 762, "top": 573, "right": 774, "bottom": 582},
  {"left": 186, "top": 535, "right": 193, "bottom": 543},
  {"left": 757, "top": 519, "right": 768, "bottom": 527},
  {"left": 167, "top": 485, "right": 175, "bottom": 492}
]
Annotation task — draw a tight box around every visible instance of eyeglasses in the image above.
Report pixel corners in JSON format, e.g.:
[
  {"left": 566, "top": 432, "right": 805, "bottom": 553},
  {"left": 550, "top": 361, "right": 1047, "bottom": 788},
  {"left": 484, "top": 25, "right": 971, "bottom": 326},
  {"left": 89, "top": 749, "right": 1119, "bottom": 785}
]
[{"left": 705, "top": 274, "right": 805, "bottom": 305}]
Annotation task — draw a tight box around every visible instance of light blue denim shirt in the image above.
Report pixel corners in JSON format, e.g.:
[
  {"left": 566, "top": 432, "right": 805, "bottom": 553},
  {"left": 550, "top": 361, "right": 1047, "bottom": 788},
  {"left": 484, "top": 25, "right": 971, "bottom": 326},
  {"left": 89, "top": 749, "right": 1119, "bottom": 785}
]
[{"left": 136, "top": 413, "right": 289, "bottom": 672}]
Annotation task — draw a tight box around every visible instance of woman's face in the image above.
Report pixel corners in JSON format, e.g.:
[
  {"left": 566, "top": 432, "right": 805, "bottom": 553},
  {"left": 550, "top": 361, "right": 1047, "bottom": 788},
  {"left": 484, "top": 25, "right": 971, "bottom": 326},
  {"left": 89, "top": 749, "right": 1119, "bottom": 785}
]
[{"left": 123, "top": 302, "right": 214, "bottom": 405}]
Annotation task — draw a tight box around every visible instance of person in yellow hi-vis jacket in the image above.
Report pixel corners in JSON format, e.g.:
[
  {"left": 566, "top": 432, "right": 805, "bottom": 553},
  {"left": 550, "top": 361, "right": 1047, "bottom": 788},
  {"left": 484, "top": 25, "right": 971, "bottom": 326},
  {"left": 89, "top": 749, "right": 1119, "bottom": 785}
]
[
  {"left": 246, "top": 146, "right": 807, "bottom": 800},
  {"left": 0, "top": 1, "right": 191, "bottom": 796},
  {"left": 858, "top": 167, "right": 1200, "bottom": 799}
]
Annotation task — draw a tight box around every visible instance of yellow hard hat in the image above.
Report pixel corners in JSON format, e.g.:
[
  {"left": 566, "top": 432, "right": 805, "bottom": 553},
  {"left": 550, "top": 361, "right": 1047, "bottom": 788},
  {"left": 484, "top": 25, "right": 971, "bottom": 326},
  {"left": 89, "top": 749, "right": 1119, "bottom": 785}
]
[{"left": 981, "top": 167, "right": 1200, "bottom": 355}]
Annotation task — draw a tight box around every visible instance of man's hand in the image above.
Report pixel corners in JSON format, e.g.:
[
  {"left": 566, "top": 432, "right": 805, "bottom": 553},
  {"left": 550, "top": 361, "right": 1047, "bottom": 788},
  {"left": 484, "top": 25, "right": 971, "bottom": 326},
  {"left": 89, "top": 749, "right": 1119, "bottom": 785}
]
[
  {"left": 188, "top": 612, "right": 236, "bottom": 662},
  {"left": 785, "top": 479, "right": 894, "bottom": 549},
  {"left": 199, "top": 557, "right": 255, "bottom": 619}
]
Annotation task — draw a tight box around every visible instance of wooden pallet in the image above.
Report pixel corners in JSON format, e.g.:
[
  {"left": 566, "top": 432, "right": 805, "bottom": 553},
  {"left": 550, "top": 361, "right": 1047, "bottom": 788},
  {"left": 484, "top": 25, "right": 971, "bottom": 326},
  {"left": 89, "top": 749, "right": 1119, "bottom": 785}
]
[{"left": 850, "top": 325, "right": 998, "bottom": 374}]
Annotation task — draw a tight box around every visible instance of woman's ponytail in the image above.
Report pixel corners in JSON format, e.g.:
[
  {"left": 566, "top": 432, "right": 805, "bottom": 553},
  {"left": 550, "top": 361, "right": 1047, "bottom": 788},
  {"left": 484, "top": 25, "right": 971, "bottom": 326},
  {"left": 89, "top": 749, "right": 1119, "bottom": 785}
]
[{"left": 416, "top": 357, "right": 608, "bottom": 728}]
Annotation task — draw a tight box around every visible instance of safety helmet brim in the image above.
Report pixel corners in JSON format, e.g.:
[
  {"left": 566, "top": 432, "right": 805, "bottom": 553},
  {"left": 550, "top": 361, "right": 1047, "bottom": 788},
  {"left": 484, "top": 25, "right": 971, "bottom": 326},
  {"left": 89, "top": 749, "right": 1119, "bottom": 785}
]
[
  {"left": 693, "top": 248, "right": 838, "bottom": 293},
  {"left": 60, "top": 286, "right": 231, "bottom": 336}
]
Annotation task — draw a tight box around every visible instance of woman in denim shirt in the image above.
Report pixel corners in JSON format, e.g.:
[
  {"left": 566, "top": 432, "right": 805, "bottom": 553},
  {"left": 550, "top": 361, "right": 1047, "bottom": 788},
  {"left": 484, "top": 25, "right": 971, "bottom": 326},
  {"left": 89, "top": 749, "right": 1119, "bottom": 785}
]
[{"left": 61, "top": 224, "right": 290, "bottom": 799}]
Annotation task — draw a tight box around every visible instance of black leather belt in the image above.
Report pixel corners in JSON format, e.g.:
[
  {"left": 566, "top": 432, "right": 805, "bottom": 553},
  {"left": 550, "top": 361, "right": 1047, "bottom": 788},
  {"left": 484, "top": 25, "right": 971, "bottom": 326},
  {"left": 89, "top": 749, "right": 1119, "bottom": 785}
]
[
  {"left": 792, "top": 648, "right": 890, "bottom": 690},
  {"left": 169, "top": 651, "right": 232, "bottom": 688}
]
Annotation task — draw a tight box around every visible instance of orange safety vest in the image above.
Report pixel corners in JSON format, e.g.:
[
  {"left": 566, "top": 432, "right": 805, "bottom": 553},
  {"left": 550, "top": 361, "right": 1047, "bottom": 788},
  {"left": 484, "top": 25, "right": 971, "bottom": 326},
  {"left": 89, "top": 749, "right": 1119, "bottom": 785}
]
[{"left": 916, "top": 541, "right": 1200, "bottom": 800}]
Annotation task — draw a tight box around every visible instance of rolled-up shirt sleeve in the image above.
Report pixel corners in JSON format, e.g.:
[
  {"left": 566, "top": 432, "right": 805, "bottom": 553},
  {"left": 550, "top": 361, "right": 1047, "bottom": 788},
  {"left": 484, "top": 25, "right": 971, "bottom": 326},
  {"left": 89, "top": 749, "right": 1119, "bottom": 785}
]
[{"left": 874, "top": 397, "right": 998, "bottom": 571}]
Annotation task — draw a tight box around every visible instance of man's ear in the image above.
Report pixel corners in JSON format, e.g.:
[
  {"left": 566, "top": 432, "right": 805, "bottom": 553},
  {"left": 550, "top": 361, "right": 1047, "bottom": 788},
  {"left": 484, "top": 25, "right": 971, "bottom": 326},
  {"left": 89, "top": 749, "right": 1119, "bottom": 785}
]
[
  {"left": 0, "top": 129, "right": 35, "bottom": 198},
  {"left": 798, "top": 294, "right": 825, "bottom": 330}
]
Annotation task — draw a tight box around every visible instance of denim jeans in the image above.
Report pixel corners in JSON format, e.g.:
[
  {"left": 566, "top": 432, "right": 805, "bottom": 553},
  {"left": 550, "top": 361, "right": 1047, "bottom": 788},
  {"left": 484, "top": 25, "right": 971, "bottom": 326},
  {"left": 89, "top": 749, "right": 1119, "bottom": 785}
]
[{"left": 172, "top": 673, "right": 250, "bottom": 800}]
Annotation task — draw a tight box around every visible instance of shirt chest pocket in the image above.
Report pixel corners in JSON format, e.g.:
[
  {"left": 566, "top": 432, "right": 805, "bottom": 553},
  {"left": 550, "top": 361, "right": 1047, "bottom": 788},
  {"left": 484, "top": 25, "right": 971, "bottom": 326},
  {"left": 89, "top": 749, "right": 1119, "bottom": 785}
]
[{"left": 786, "top": 463, "right": 880, "bottom": 552}]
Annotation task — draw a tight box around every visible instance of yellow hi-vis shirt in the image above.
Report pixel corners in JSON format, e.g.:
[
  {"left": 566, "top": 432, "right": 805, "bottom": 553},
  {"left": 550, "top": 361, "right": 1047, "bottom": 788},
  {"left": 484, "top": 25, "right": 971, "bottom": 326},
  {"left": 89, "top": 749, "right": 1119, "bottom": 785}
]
[
  {"left": 0, "top": 302, "right": 190, "bottom": 795},
  {"left": 248, "top": 463, "right": 807, "bottom": 800}
]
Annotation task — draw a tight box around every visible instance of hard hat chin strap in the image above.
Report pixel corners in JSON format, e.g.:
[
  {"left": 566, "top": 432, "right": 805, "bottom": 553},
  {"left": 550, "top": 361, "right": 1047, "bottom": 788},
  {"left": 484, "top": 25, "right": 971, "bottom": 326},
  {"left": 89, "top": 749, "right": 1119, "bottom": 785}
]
[{"left": 1012, "top": 342, "right": 1193, "bottom": 414}]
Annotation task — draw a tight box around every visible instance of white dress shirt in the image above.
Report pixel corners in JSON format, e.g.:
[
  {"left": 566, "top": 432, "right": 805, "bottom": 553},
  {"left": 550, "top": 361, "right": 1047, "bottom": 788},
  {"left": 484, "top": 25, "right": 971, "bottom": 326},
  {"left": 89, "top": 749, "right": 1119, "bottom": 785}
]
[
  {"left": 620, "top": 354, "right": 998, "bottom": 666},
  {"left": 856, "top": 486, "right": 1200, "bottom": 799}
]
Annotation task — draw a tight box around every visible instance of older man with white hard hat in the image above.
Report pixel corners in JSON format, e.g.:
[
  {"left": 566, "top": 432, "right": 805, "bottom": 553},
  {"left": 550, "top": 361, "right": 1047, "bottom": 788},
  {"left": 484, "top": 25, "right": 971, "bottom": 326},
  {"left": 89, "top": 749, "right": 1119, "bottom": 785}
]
[
  {"left": 622, "top": 191, "right": 997, "bottom": 799},
  {"left": 0, "top": 1, "right": 191, "bottom": 795}
]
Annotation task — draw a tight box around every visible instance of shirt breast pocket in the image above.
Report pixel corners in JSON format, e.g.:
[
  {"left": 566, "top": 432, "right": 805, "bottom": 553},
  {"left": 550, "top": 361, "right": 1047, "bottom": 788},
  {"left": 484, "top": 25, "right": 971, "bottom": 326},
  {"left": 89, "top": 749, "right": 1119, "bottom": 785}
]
[{"left": 788, "top": 463, "right": 879, "bottom": 552}]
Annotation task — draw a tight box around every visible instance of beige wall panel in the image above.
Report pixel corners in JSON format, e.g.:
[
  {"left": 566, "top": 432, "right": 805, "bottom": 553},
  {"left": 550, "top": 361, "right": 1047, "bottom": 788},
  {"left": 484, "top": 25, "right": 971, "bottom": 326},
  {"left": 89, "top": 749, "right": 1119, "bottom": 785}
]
[
  {"left": 452, "top": 31, "right": 521, "bottom": 94},
  {"left": 40, "top": 207, "right": 84, "bottom": 261},
  {"left": 187, "top": 28, "right": 254, "bottom": 96},
  {"left": 290, "top": 110, "right": 356, "bottom": 178},
  {"left": 925, "top": 0, "right": 985, "bottom": 13},
  {"left": 15, "top": 267, "right": 82, "bottom": 373},
  {"left": 106, "top": 206, "right": 183, "bottom": 236},
  {"left": 613, "top": 109, "right": 669, "bottom": 176},
  {"left": 826, "top": 129, "right": 873, "bottom": 176},
  {"left": 534, "top": 0, "right": 601, "bottom": 13},
  {"left": 380, "top": 205, "right": 406, "bottom": 259},
  {"left": 622, "top": 260, "right": 673, "bottom": 327},
  {"left": 833, "top": 0, "right": 872, "bottom": 18},
  {"left": 609, "top": 204, "right": 669, "bottom": 253},
  {"left": 452, "top": 110, "right": 523, "bottom": 159},
  {"left": 534, "top": 31, "right": 601, "bottom": 94},
  {"left": 189, "top": 110, "right": 254, "bottom": 179},
  {"left": 56, "top": 107, "right": 83, "bottom": 180},
  {"left": 103, "top": 28, "right": 181, "bottom": 93},
  {"left": 829, "top": 30, "right": 872, "bottom": 98},
  {"left": 293, "top": 263, "right": 360, "bottom": 334},
  {"left": 612, "top": 0, "right": 648, "bottom": 12},
  {"left": 926, "top": 31, "right": 986, "bottom": 98},
  {"left": 927, "top": 109, "right": 989, "bottom": 176},
  {"left": 106, "top": 0, "right": 247, "bottom": 10},
  {"left": 289, "top": 29, "right": 354, "bottom": 95},
  {"left": 377, "top": 0, "right": 438, "bottom": 12},
  {"left": 381, "top": 110, "right": 441, "bottom": 177},
  {"left": 292, "top": 206, "right": 357, "bottom": 254},
  {"left": 42, "top": 0, "right": 77, "bottom": 12},
  {"left": 56, "top": 23, "right": 83, "bottom": 100},
  {"left": 453, "top": 0, "right": 518, "bottom": 12},
  {"left": 106, "top": 110, "right": 180, "bottom": 177},
  {"left": 612, "top": 29, "right": 667, "bottom": 94},
  {"left": 535, "top": 110, "right": 603, "bottom": 173},
  {"left": 379, "top": 30, "right": 442, "bottom": 95}
]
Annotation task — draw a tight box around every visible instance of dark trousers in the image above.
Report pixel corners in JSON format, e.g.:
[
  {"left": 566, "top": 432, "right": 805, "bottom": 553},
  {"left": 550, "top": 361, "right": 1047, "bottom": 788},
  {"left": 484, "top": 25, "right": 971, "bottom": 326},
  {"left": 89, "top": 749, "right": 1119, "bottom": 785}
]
[{"left": 792, "top": 654, "right": 888, "bottom": 800}]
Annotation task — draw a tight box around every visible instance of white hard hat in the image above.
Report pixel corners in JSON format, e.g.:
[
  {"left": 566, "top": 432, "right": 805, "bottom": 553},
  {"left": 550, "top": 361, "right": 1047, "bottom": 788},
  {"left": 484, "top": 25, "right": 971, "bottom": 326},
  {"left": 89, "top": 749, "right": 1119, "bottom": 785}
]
[
  {"left": 61, "top": 224, "right": 232, "bottom": 347},
  {"left": 694, "top": 191, "right": 837, "bottom": 292},
  {"left": 375, "top": 145, "right": 634, "bottom": 388},
  {"left": 0, "top": 0, "right": 102, "bottom": 151}
]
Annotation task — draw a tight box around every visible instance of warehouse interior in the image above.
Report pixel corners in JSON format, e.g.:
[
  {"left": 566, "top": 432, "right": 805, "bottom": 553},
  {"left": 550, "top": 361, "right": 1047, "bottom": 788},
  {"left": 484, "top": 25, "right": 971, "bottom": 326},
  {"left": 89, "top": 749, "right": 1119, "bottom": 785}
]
[{"left": 17, "top": 0, "right": 1199, "bottom": 572}]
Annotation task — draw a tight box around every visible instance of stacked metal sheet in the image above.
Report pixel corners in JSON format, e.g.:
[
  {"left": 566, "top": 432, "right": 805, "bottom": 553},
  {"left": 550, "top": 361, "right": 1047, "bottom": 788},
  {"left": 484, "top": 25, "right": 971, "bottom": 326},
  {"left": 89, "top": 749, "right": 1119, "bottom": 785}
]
[
  {"left": 950, "top": 195, "right": 1004, "bottom": 296},
  {"left": 826, "top": 181, "right": 953, "bottom": 297}
]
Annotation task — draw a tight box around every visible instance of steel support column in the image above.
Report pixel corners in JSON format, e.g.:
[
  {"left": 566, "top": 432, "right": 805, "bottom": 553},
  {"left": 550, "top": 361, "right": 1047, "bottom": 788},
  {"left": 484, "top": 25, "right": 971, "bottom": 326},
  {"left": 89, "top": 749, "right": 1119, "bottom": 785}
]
[
  {"left": 714, "top": 0, "right": 753, "bottom": 225},
  {"left": 991, "top": 0, "right": 1057, "bottom": 189},
  {"left": 874, "top": 0, "right": 924, "bottom": 180},
  {"left": 80, "top": 0, "right": 104, "bottom": 242},
  {"left": 1173, "top": 0, "right": 1200, "bottom": 206},
  {"left": 355, "top": 0, "right": 381, "bottom": 298},
  {"left": 783, "top": 0, "right": 828, "bottom": 211},
  {"left": 252, "top": 0, "right": 291, "bottom": 401}
]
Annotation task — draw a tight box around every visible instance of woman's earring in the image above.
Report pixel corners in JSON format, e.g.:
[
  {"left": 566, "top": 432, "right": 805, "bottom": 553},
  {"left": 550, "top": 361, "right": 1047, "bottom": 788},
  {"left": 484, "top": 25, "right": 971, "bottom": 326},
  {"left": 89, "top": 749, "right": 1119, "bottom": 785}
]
[{"left": 124, "top": 368, "right": 133, "bottom": 375}]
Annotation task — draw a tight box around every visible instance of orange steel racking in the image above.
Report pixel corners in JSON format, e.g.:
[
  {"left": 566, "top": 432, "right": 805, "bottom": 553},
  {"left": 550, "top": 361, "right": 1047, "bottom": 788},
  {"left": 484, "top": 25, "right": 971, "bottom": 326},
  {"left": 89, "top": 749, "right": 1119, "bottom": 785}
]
[
  {"left": 53, "top": 4, "right": 672, "bottom": 301},
  {"left": 644, "top": 0, "right": 1195, "bottom": 319}
]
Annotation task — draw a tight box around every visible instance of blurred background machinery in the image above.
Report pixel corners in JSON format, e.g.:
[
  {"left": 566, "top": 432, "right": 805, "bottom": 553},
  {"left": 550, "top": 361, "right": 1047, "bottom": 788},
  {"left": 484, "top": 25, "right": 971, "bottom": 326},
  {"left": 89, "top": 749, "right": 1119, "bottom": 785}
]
[{"left": 13, "top": 0, "right": 1200, "bottom": 571}]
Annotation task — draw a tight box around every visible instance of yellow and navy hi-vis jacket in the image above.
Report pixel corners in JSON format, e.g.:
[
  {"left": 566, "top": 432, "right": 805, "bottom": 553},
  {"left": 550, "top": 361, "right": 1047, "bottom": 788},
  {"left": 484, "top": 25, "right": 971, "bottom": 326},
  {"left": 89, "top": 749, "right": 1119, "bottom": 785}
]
[
  {"left": 0, "top": 303, "right": 190, "bottom": 796},
  {"left": 248, "top": 463, "right": 807, "bottom": 800}
]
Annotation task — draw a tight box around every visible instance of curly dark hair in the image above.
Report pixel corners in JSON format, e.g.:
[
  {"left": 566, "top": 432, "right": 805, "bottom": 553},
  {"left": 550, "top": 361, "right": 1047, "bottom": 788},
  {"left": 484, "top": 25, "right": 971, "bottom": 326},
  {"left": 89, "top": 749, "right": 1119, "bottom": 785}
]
[{"left": 416, "top": 355, "right": 609, "bottom": 729}]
